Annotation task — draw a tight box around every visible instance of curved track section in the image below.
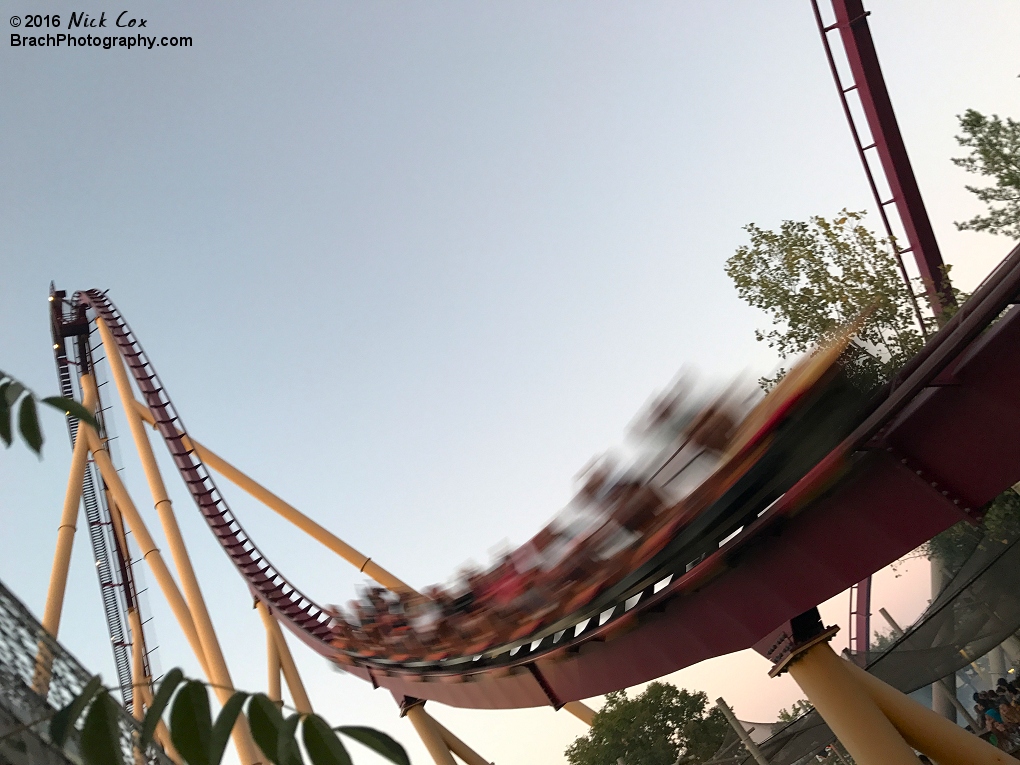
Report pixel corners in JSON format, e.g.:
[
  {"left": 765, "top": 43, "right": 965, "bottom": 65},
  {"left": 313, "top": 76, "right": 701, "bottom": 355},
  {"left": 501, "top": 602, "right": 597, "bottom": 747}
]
[
  {"left": 76, "top": 291, "right": 337, "bottom": 650},
  {"left": 73, "top": 242, "right": 1020, "bottom": 709}
]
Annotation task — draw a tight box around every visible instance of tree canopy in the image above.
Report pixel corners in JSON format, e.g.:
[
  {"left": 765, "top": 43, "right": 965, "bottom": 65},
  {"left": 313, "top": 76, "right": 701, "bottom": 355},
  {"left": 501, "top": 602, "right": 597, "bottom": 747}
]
[
  {"left": 564, "top": 682, "right": 729, "bottom": 765},
  {"left": 776, "top": 699, "right": 814, "bottom": 724},
  {"left": 924, "top": 489, "right": 1020, "bottom": 579},
  {"left": 725, "top": 202, "right": 1017, "bottom": 580},
  {"left": 724, "top": 210, "right": 928, "bottom": 389},
  {"left": 953, "top": 109, "right": 1020, "bottom": 240}
]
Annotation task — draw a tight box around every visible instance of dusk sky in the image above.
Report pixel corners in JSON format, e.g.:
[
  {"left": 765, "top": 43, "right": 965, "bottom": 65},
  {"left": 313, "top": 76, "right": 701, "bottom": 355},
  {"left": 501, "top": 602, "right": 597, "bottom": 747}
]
[{"left": 2, "top": 2, "right": 1018, "bottom": 763}]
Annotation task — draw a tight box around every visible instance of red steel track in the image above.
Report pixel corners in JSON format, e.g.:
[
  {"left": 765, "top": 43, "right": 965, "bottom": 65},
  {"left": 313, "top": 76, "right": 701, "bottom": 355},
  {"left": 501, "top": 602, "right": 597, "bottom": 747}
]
[{"left": 74, "top": 241, "right": 1020, "bottom": 709}]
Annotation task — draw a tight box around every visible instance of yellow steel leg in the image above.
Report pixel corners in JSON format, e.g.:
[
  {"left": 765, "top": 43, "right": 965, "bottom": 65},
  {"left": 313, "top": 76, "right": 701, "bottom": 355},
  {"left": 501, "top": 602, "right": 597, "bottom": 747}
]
[
  {"left": 843, "top": 656, "right": 1011, "bottom": 765},
  {"left": 134, "top": 682, "right": 181, "bottom": 765},
  {"left": 404, "top": 705, "right": 456, "bottom": 765},
  {"left": 563, "top": 701, "right": 595, "bottom": 726},
  {"left": 430, "top": 714, "right": 492, "bottom": 765},
  {"left": 787, "top": 641, "right": 921, "bottom": 765},
  {"left": 30, "top": 643, "right": 55, "bottom": 697},
  {"left": 104, "top": 487, "right": 155, "bottom": 721},
  {"left": 267, "top": 623, "right": 282, "bottom": 706},
  {"left": 196, "top": 440, "right": 413, "bottom": 592},
  {"left": 87, "top": 431, "right": 257, "bottom": 762},
  {"left": 256, "top": 602, "right": 313, "bottom": 714},
  {"left": 129, "top": 607, "right": 148, "bottom": 720},
  {"left": 41, "top": 375, "right": 97, "bottom": 638},
  {"left": 96, "top": 322, "right": 260, "bottom": 765},
  {"left": 139, "top": 683, "right": 181, "bottom": 765},
  {"left": 99, "top": 320, "right": 237, "bottom": 678},
  {"left": 81, "top": 403, "right": 209, "bottom": 677},
  {"left": 129, "top": 398, "right": 414, "bottom": 593},
  {"left": 154, "top": 719, "right": 181, "bottom": 765},
  {"left": 33, "top": 377, "right": 99, "bottom": 694}
]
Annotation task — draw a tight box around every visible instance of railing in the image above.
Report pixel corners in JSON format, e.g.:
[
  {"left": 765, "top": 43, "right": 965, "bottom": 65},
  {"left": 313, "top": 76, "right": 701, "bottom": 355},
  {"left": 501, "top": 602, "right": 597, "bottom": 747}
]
[{"left": 0, "top": 578, "right": 172, "bottom": 765}]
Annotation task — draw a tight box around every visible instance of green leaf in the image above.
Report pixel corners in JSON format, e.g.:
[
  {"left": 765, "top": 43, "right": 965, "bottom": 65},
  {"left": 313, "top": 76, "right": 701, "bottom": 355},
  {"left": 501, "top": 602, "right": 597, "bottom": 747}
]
[
  {"left": 247, "top": 694, "right": 285, "bottom": 764},
  {"left": 208, "top": 691, "right": 248, "bottom": 765},
  {"left": 170, "top": 681, "right": 213, "bottom": 765},
  {"left": 80, "top": 691, "right": 123, "bottom": 765},
  {"left": 303, "top": 715, "right": 352, "bottom": 765},
  {"left": 4, "top": 380, "right": 24, "bottom": 406},
  {"left": 336, "top": 727, "right": 410, "bottom": 765},
  {"left": 50, "top": 675, "right": 104, "bottom": 746},
  {"left": 41, "top": 396, "right": 99, "bottom": 431},
  {"left": 278, "top": 714, "right": 303, "bottom": 765},
  {"left": 0, "top": 388, "right": 11, "bottom": 447},
  {"left": 18, "top": 396, "right": 43, "bottom": 455},
  {"left": 140, "top": 668, "right": 185, "bottom": 749}
]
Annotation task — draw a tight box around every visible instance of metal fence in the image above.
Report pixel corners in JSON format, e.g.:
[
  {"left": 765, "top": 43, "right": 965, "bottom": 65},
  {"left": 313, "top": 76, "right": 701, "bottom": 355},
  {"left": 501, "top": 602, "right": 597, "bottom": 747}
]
[
  {"left": 0, "top": 579, "right": 172, "bottom": 765},
  {"left": 738, "top": 492, "right": 1020, "bottom": 765}
]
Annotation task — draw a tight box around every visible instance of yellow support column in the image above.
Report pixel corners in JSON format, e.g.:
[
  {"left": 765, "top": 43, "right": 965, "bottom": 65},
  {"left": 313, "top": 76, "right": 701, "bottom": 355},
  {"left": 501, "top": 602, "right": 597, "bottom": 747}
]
[
  {"left": 266, "top": 621, "right": 282, "bottom": 706},
  {"left": 40, "top": 375, "right": 97, "bottom": 639},
  {"left": 104, "top": 487, "right": 155, "bottom": 721},
  {"left": 94, "top": 324, "right": 260, "bottom": 765},
  {"left": 843, "top": 656, "right": 1011, "bottom": 765},
  {"left": 430, "top": 714, "right": 492, "bottom": 765},
  {"left": 80, "top": 387, "right": 210, "bottom": 676},
  {"left": 154, "top": 721, "right": 180, "bottom": 765},
  {"left": 404, "top": 704, "right": 456, "bottom": 765},
  {"left": 256, "top": 602, "right": 313, "bottom": 714},
  {"left": 128, "top": 607, "right": 148, "bottom": 720},
  {"left": 194, "top": 440, "right": 412, "bottom": 591},
  {"left": 33, "top": 378, "right": 99, "bottom": 695},
  {"left": 86, "top": 428, "right": 262, "bottom": 765},
  {"left": 786, "top": 639, "right": 921, "bottom": 765},
  {"left": 98, "top": 321, "right": 233, "bottom": 674},
  {"left": 129, "top": 399, "right": 414, "bottom": 593},
  {"left": 142, "top": 685, "right": 181, "bottom": 765},
  {"left": 563, "top": 700, "right": 595, "bottom": 726}
]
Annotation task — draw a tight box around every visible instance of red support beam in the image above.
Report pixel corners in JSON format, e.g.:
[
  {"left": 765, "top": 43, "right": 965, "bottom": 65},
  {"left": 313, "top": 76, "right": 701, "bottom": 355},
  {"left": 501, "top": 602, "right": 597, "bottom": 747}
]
[{"left": 829, "top": 0, "right": 955, "bottom": 314}]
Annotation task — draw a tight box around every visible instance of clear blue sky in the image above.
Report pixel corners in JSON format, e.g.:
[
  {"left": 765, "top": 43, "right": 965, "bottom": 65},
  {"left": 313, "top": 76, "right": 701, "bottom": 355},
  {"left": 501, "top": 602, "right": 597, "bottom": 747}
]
[{"left": 2, "top": 1, "right": 1018, "bottom": 762}]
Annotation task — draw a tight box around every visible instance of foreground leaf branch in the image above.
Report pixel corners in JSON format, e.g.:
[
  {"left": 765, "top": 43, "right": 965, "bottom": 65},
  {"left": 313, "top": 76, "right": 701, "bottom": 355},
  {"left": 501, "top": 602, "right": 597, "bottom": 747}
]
[
  {"left": 0, "top": 369, "right": 98, "bottom": 456},
  {"left": 48, "top": 670, "right": 410, "bottom": 765}
]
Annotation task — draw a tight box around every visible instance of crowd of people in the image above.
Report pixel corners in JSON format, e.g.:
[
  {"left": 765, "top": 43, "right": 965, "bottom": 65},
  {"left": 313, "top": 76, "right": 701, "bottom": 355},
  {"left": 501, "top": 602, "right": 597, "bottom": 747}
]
[
  {"left": 972, "top": 677, "right": 1020, "bottom": 752},
  {"left": 327, "top": 335, "right": 853, "bottom": 664}
]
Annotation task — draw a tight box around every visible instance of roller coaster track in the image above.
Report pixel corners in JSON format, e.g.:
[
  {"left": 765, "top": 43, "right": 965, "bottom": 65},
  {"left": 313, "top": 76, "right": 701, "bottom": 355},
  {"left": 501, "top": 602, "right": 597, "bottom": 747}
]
[
  {"left": 49, "top": 292, "right": 154, "bottom": 710},
  {"left": 75, "top": 291, "right": 337, "bottom": 649},
  {"left": 68, "top": 240, "right": 1020, "bottom": 709}
]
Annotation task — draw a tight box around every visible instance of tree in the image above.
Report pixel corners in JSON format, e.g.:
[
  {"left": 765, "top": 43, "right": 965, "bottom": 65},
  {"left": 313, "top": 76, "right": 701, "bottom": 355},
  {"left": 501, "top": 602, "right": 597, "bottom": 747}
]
[
  {"left": 725, "top": 209, "right": 1018, "bottom": 581},
  {"left": 924, "top": 489, "right": 1020, "bottom": 579},
  {"left": 564, "top": 682, "right": 728, "bottom": 765},
  {"left": 723, "top": 210, "right": 928, "bottom": 390},
  {"left": 776, "top": 699, "right": 814, "bottom": 723},
  {"left": 953, "top": 109, "right": 1020, "bottom": 240},
  {"left": 870, "top": 629, "right": 899, "bottom": 654}
]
